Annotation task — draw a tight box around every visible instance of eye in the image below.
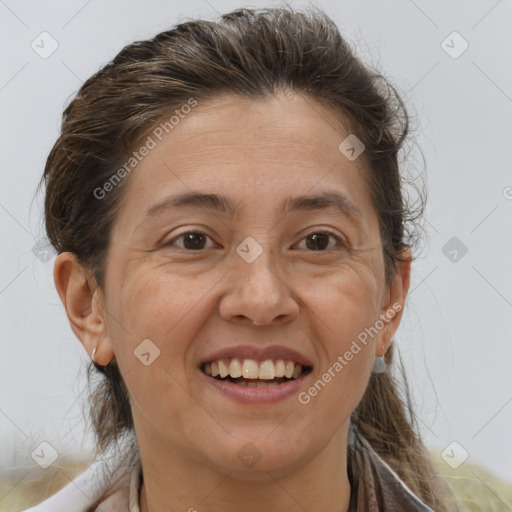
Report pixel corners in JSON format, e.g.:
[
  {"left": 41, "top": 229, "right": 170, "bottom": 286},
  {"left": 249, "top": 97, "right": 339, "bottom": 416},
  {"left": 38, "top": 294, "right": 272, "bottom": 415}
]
[
  {"left": 163, "top": 231, "right": 216, "bottom": 251},
  {"left": 296, "top": 231, "right": 345, "bottom": 251},
  {"left": 163, "top": 230, "right": 346, "bottom": 252}
]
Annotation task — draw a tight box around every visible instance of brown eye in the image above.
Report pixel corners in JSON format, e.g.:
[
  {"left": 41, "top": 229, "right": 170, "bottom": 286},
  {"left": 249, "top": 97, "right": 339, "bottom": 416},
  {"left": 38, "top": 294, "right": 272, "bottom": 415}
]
[
  {"left": 165, "top": 232, "right": 214, "bottom": 250},
  {"left": 299, "top": 231, "right": 343, "bottom": 251}
]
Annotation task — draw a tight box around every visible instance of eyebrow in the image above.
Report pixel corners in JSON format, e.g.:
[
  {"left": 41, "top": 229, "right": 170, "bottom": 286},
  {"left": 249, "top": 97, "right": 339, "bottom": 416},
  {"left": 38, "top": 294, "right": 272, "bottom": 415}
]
[{"left": 142, "top": 190, "right": 363, "bottom": 226}]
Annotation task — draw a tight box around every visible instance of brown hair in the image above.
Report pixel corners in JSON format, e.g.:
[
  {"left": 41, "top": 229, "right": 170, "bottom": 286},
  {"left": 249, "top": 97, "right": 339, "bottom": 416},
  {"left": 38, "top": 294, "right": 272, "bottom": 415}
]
[{"left": 39, "top": 5, "right": 460, "bottom": 510}]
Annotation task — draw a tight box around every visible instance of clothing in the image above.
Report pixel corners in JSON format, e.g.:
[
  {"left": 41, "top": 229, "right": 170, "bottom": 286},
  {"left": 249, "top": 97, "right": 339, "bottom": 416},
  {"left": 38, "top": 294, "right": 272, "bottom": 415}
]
[
  {"left": 346, "top": 423, "right": 437, "bottom": 511},
  {"left": 23, "top": 420, "right": 437, "bottom": 512}
]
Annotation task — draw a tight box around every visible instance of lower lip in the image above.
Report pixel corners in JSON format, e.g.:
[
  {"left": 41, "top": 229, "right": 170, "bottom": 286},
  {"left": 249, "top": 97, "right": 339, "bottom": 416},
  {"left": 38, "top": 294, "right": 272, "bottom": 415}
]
[{"left": 200, "top": 370, "right": 311, "bottom": 404}]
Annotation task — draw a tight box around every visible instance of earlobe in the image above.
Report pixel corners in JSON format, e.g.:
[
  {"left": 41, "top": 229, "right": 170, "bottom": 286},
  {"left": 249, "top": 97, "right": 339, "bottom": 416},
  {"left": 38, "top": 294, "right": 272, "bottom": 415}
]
[{"left": 53, "top": 252, "right": 115, "bottom": 365}]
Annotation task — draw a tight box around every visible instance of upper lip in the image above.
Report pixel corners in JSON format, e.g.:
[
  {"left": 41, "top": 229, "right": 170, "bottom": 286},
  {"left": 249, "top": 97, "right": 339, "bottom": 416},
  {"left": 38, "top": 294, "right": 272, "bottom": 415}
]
[{"left": 201, "top": 344, "right": 313, "bottom": 367}]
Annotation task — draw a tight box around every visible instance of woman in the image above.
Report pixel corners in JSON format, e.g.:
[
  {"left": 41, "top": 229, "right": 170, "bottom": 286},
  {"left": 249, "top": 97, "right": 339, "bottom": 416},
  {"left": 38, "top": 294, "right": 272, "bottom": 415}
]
[{"left": 25, "top": 6, "right": 461, "bottom": 512}]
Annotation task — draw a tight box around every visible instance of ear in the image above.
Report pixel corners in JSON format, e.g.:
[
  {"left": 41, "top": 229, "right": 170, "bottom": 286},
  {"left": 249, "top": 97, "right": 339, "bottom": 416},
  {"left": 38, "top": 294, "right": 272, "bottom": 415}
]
[
  {"left": 53, "top": 252, "right": 115, "bottom": 366},
  {"left": 375, "top": 248, "right": 412, "bottom": 357}
]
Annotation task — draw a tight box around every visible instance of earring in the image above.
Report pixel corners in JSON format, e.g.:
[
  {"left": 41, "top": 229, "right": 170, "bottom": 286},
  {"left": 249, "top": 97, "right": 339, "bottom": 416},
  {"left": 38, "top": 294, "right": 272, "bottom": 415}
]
[
  {"left": 372, "top": 338, "right": 392, "bottom": 374},
  {"left": 91, "top": 346, "right": 97, "bottom": 364},
  {"left": 372, "top": 356, "right": 387, "bottom": 374}
]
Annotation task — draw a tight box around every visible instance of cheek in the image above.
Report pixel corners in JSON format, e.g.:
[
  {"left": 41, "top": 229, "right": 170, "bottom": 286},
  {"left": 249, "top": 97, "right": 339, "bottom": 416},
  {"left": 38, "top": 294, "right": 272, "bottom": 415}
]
[
  {"left": 115, "top": 267, "right": 204, "bottom": 331},
  {"left": 309, "top": 261, "right": 382, "bottom": 337},
  {"left": 305, "top": 265, "right": 380, "bottom": 397},
  {"left": 104, "top": 271, "right": 211, "bottom": 429},
  {"left": 296, "top": 330, "right": 373, "bottom": 448},
  {"left": 105, "top": 268, "right": 206, "bottom": 376},
  {"left": 299, "top": 300, "right": 375, "bottom": 433}
]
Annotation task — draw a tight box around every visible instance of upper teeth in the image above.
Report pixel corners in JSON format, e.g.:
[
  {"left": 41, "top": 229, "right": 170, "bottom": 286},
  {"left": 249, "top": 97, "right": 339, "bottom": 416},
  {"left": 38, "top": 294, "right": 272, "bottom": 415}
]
[{"left": 203, "top": 358, "right": 304, "bottom": 380}]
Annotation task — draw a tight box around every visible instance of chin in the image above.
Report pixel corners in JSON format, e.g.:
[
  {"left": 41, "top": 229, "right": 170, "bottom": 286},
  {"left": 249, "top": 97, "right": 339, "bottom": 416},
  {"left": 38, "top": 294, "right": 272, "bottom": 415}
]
[{"left": 201, "top": 435, "right": 313, "bottom": 479}]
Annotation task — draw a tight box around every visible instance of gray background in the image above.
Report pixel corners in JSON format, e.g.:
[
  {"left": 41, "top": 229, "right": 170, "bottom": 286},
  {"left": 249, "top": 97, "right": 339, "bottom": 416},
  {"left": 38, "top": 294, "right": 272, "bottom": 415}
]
[{"left": 1, "top": 0, "right": 511, "bottom": 491}]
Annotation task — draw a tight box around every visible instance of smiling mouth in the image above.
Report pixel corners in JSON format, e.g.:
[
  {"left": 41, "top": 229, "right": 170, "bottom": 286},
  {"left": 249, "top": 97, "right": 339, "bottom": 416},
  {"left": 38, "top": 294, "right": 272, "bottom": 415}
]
[{"left": 201, "top": 358, "right": 312, "bottom": 386}]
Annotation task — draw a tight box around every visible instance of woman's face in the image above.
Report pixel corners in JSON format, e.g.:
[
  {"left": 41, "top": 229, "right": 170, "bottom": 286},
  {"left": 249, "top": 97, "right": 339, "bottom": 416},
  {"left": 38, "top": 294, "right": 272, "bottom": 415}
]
[{"left": 92, "top": 92, "right": 409, "bottom": 476}]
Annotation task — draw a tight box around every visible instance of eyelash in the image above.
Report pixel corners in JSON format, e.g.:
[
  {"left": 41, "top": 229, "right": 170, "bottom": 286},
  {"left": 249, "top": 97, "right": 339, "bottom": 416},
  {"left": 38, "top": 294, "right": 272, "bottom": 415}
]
[{"left": 163, "top": 230, "right": 346, "bottom": 251}]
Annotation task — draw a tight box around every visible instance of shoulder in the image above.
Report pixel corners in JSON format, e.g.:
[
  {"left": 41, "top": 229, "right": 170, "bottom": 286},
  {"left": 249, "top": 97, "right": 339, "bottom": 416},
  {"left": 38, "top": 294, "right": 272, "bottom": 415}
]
[{"left": 20, "top": 459, "right": 132, "bottom": 512}]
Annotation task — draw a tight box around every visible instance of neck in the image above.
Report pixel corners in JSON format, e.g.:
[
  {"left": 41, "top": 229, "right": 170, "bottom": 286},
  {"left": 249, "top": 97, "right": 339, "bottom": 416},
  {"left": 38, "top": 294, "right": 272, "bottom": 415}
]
[{"left": 137, "top": 423, "right": 352, "bottom": 512}]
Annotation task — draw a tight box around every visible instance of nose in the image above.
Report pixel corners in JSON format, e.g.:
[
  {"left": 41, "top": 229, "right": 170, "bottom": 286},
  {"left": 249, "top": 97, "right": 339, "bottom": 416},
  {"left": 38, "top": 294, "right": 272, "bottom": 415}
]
[{"left": 219, "top": 243, "right": 299, "bottom": 326}]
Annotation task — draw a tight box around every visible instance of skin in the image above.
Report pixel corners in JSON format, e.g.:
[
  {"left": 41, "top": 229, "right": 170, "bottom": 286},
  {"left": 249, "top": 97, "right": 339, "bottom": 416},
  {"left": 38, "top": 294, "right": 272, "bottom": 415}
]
[{"left": 54, "top": 91, "right": 411, "bottom": 512}]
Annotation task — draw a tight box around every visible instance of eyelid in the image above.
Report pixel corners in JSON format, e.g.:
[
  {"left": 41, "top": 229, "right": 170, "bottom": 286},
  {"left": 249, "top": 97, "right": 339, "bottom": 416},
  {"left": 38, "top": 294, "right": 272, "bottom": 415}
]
[
  {"left": 294, "top": 229, "right": 346, "bottom": 250},
  {"left": 164, "top": 229, "right": 218, "bottom": 249},
  {"left": 164, "top": 228, "right": 347, "bottom": 250}
]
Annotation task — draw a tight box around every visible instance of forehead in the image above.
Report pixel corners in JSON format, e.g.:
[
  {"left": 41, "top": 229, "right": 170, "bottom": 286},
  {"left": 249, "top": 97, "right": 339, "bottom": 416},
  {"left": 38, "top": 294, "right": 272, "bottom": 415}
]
[
  {"left": 153, "top": 93, "right": 355, "bottom": 162},
  {"left": 117, "top": 93, "right": 377, "bottom": 231}
]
